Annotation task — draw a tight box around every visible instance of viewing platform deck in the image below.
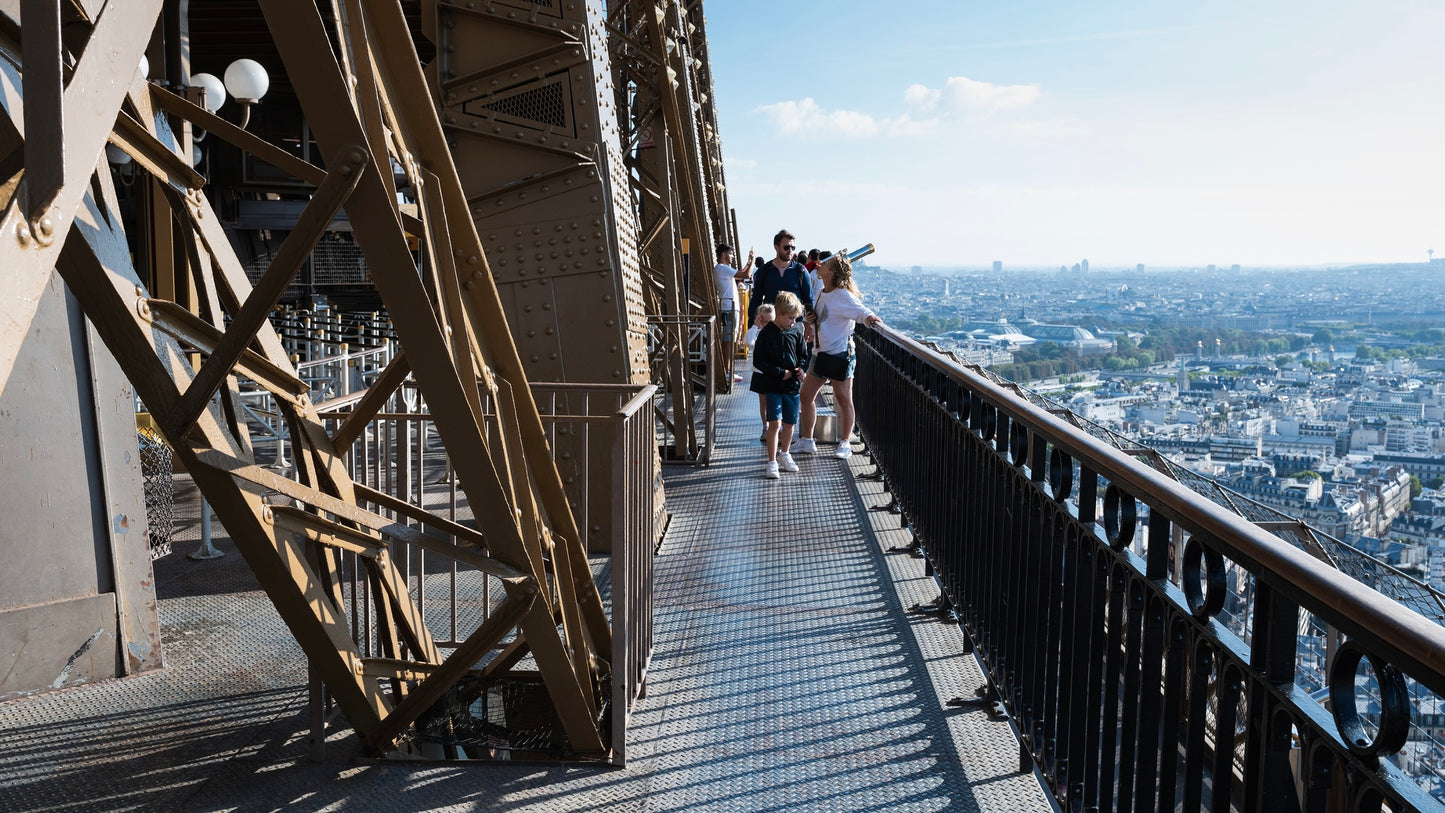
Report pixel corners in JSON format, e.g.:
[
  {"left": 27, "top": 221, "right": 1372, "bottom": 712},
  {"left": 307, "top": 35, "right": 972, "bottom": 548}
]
[{"left": 0, "top": 366, "right": 1051, "bottom": 812}]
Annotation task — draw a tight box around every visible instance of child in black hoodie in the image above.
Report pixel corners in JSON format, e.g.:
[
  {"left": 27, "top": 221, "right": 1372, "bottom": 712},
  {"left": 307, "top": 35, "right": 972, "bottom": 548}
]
[{"left": 749, "top": 291, "right": 808, "bottom": 479}]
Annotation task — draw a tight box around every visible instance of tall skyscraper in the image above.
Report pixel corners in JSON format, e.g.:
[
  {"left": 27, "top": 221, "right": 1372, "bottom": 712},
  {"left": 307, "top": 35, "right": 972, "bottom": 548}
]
[
  {"left": 1081, "top": 259, "right": 1089, "bottom": 274},
  {"left": 992, "top": 260, "right": 1003, "bottom": 273}
]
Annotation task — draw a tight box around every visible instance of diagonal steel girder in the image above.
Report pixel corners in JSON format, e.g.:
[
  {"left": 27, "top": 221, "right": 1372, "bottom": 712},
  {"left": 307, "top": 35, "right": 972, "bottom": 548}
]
[
  {"left": 605, "top": 0, "right": 735, "bottom": 453},
  {"left": 4, "top": 0, "right": 614, "bottom": 758}
]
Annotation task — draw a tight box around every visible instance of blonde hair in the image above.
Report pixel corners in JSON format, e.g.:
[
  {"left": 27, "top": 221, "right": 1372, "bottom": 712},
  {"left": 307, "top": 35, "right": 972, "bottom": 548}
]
[
  {"left": 773, "top": 291, "right": 803, "bottom": 316},
  {"left": 830, "top": 253, "right": 859, "bottom": 295},
  {"left": 757, "top": 303, "right": 775, "bottom": 319}
]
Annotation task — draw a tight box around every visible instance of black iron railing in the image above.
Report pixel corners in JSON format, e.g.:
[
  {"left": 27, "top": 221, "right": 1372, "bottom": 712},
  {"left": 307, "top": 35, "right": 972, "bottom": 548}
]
[{"left": 854, "top": 324, "right": 1445, "bottom": 812}]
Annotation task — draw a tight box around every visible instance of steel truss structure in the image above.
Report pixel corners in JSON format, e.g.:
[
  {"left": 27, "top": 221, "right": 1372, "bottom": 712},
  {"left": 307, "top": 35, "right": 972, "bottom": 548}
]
[
  {"left": 417, "top": 0, "right": 734, "bottom": 465},
  {"left": 605, "top": 0, "right": 735, "bottom": 460},
  {"left": 1, "top": 0, "right": 618, "bottom": 758}
]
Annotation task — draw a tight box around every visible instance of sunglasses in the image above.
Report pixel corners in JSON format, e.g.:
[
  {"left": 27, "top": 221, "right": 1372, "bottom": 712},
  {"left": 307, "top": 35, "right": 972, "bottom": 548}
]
[{"left": 781, "top": 245, "right": 796, "bottom": 251}]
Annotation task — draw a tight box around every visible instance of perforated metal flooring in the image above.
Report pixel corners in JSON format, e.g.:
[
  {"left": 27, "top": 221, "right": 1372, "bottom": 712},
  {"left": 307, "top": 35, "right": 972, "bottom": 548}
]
[{"left": 0, "top": 368, "right": 1052, "bottom": 812}]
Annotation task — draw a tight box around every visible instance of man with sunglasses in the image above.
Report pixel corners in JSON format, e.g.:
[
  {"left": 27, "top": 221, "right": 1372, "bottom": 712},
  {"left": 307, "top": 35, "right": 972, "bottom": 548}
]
[{"left": 747, "top": 229, "right": 814, "bottom": 326}]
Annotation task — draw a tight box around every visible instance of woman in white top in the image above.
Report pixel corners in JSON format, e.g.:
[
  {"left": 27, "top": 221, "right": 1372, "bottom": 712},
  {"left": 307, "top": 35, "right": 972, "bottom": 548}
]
[{"left": 792, "top": 253, "right": 882, "bottom": 459}]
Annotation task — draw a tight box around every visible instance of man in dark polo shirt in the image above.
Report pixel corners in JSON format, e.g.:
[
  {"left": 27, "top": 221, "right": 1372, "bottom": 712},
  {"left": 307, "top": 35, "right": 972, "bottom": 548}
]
[{"left": 747, "top": 228, "right": 813, "bottom": 326}]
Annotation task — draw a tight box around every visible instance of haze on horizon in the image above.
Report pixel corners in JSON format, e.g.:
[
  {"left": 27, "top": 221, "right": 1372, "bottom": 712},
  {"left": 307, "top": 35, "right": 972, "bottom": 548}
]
[{"left": 704, "top": 1, "right": 1445, "bottom": 271}]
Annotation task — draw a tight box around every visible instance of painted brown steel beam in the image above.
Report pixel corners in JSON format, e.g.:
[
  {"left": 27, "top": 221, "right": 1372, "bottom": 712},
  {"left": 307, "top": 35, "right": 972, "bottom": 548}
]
[
  {"left": 172, "top": 144, "right": 367, "bottom": 436},
  {"left": 0, "top": 0, "right": 163, "bottom": 387},
  {"left": 258, "top": 0, "right": 606, "bottom": 753},
  {"left": 365, "top": 1, "right": 614, "bottom": 652}
]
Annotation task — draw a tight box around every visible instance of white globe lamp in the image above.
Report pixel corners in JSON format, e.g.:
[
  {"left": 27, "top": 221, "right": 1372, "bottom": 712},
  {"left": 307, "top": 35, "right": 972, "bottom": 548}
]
[
  {"left": 223, "top": 59, "right": 269, "bottom": 103},
  {"left": 190, "top": 72, "right": 226, "bottom": 113}
]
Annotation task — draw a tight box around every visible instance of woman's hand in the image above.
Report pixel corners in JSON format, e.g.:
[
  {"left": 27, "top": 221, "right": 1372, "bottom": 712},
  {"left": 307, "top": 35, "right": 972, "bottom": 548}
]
[{"left": 864, "top": 315, "right": 882, "bottom": 327}]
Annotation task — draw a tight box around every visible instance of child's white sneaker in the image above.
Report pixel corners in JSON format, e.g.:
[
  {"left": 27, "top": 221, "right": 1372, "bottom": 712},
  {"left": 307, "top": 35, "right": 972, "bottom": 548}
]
[
  {"left": 792, "top": 437, "right": 817, "bottom": 454},
  {"left": 765, "top": 460, "right": 780, "bottom": 479},
  {"left": 834, "top": 443, "right": 853, "bottom": 459},
  {"left": 778, "top": 452, "right": 799, "bottom": 472}
]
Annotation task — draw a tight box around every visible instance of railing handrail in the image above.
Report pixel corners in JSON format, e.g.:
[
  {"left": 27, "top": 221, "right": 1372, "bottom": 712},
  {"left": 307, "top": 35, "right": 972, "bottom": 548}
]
[{"left": 871, "top": 322, "right": 1445, "bottom": 697}]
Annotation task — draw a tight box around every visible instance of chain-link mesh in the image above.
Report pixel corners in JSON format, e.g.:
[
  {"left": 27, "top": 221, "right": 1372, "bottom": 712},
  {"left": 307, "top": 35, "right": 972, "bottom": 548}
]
[
  {"left": 138, "top": 428, "right": 174, "bottom": 560},
  {"left": 411, "top": 675, "right": 606, "bottom": 757}
]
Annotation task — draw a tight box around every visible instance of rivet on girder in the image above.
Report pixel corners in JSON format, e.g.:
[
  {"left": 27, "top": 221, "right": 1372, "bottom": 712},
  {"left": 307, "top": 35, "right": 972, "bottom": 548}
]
[
  {"left": 546, "top": 327, "right": 555, "bottom": 335},
  {"left": 527, "top": 330, "right": 536, "bottom": 337},
  {"left": 13, "top": 221, "right": 31, "bottom": 247}
]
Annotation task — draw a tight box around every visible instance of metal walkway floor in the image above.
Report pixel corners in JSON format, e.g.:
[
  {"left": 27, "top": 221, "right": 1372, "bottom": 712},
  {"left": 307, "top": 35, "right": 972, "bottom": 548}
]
[{"left": 0, "top": 371, "right": 1052, "bottom": 812}]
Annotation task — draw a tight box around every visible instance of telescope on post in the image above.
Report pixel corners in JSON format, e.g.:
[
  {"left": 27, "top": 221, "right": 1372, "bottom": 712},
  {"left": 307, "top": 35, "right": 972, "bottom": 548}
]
[{"left": 842, "top": 243, "right": 875, "bottom": 263}]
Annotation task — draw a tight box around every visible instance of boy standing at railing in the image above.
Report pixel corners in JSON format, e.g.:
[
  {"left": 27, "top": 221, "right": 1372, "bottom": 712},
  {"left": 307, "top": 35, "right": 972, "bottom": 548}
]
[{"left": 749, "top": 292, "right": 807, "bottom": 479}]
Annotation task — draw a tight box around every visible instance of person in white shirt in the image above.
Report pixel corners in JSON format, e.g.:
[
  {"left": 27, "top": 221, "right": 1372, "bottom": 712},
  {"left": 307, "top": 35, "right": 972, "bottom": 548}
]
[
  {"left": 793, "top": 253, "right": 882, "bottom": 459},
  {"left": 714, "top": 244, "right": 755, "bottom": 379}
]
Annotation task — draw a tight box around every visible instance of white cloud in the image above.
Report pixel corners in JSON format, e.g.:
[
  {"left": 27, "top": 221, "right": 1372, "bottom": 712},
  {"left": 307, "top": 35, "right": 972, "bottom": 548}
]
[
  {"left": 905, "top": 76, "right": 1041, "bottom": 115},
  {"left": 753, "top": 97, "right": 882, "bottom": 139},
  {"left": 755, "top": 76, "right": 1042, "bottom": 140}
]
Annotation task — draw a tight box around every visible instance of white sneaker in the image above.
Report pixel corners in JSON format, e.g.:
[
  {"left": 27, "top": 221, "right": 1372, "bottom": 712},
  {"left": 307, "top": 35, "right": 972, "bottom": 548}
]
[
  {"left": 765, "top": 460, "right": 780, "bottom": 479},
  {"left": 792, "top": 437, "right": 817, "bottom": 454},
  {"left": 778, "top": 452, "right": 799, "bottom": 472},
  {"left": 835, "top": 443, "right": 853, "bottom": 459}
]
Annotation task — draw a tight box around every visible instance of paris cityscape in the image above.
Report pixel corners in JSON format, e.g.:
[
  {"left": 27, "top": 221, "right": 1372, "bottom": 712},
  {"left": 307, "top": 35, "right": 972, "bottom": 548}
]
[{"left": 855, "top": 259, "right": 1445, "bottom": 579}]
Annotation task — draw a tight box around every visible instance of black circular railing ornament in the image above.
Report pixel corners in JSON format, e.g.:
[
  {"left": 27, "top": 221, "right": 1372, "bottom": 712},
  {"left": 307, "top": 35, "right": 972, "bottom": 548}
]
[
  {"left": 1182, "top": 537, "right": 1226, "bottom": 619},
  {"left": 1009, "top": 422, "right": 1029, "bottom": 468},
  {"left": 979, "top": 404, "right": 997, "bottom": 442},
  {"left": 1328, "top": 640, "right": 1410, "bottom": 759},
  {"left": 1103, "top": 484, "right": 1136, "bottom": 549},
  {"left": 1047, "top": 447, "right": 1073, "bottom": 503}
]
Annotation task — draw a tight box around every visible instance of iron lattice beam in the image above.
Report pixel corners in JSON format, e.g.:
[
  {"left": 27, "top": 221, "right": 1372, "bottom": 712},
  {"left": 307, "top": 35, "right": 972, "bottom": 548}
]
[{"left": 3, "top": 0, "right": 614, "bottom": 758}]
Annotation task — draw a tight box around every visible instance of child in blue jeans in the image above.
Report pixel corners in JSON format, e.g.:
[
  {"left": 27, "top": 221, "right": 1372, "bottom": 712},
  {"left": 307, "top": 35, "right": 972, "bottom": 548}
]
[{"left": 748, "top": 292, "right": 807, "bottom": 479}]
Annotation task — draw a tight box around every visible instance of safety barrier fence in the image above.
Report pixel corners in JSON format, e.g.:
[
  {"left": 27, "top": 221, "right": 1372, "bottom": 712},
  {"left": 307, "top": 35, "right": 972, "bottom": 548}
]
[
  {"left": 854, "top": 324, "right": 1445, "bottom": 812},
  {"left": 646, "top": 314, "right": 716, "bottom": 465},
  {"left": 315, "top": 381, "right": 657, "bottom": 761}
]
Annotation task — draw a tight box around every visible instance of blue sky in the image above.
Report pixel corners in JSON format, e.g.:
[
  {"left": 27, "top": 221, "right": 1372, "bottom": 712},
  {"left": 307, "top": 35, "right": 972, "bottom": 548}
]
[{"left": 704, "top": 1, "right": 1445, "bottom": 269}]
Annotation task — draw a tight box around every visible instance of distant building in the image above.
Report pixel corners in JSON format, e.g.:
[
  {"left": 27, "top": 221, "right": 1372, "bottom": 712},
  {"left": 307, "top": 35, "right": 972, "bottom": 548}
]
[
  {"left": 1081, "top": 259, "right": 1089, "bottom": 274},
  {"left": 1375, "top": 452, "right": 1445, "bottom": 482},
  {"left": 992, "top": 260, "right": 1002, "bottom": 273},
  {"left": 1014, "top": 320, "right": 1115, "bottom": 356},
  {"left": 1220, "top": 459, "right": 1413, "bottom": 539},
  {"left": 1137, "top": 263, "right": 1145, "bottom": 272},
  {"left": 1231, "top": 264, "right": 1241, "bottom": 273},
  {"left": 1349, "top": 400, "right": 1425, "bottom": 421}
]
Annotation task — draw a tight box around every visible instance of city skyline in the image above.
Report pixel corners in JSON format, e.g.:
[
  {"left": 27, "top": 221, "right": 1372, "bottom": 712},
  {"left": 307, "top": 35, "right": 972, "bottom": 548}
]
[{"left": 705, "top": 1, "right": 1445, "bottom": 270}]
